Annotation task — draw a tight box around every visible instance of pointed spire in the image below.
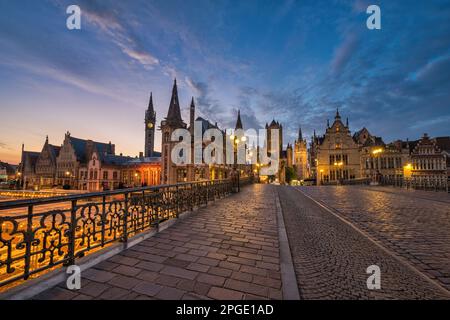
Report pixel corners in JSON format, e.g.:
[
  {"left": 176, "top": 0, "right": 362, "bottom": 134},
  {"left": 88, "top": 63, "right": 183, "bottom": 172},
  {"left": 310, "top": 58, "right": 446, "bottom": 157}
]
[
  {"left": 149, "top": 92, "right": 154, "bottom": 111},
  {"left": 298, "top": 127, "right": 303, "bottom": 141},
  {"left": 346, "top": 117, "right": 349, "bottom": 128},
  {"left": 235, "top": 110, "right": 243, "bottom": 130},
  {"left": 190, "top": 96, "right": 195, "bottom": 109},
  {"left": 327, "top": 119, "right": 330, "bottom": 128},
  {"left": 335, "top": 108, "right": 341, "bottom": 119},
  {"left": 146, "top": 92, "right": 155, "bottom": 120},
  {"left": 166, "top": 78, "right": 183, "bottom": 123}
]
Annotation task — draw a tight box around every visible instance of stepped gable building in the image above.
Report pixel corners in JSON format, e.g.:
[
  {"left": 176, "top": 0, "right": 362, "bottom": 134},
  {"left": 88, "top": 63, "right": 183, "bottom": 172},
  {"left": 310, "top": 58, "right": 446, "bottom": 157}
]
[
  {"left": 160, "top": 79, "right": 244, "bottom": 184},
  {"left": 410, "top": 134, "right": 450, "bottom": 186},
  {"left": 56, "top": 132, "right": 115, "bottom": 188},
  {"left": 294, "top": 127, "right": 308, "bottom": 180},
  {"left": 315, "top": 109, "right": 361, "bottom": 184},
  {"left": 34, "top": 136, "right": 61, "bottom": 188}
]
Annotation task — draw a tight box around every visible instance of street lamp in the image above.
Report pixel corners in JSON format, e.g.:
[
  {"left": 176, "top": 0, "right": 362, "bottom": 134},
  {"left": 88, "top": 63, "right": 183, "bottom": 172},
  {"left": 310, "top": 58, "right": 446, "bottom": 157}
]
[{"left": 231, "top": 134, "right": 241, "bottom": 192}]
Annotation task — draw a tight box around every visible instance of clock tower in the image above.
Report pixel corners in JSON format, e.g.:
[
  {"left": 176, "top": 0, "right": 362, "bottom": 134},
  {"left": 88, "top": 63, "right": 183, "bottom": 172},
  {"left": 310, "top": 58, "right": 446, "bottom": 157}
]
[{"left": 145, "top": 92, "right": 156, "bottom": 157}]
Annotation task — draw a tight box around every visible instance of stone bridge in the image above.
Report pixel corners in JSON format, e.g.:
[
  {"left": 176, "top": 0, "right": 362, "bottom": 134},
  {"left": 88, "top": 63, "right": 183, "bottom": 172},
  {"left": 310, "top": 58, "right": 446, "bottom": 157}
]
[{"left": 3, "top": 184, "right": 450, "bottom": 300}]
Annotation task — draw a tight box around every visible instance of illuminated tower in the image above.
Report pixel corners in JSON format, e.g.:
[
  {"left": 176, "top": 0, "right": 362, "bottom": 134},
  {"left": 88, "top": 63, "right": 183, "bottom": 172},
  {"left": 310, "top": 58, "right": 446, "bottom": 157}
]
[{"left": 160, "top": 79, "right": 186, "bottom": 184}]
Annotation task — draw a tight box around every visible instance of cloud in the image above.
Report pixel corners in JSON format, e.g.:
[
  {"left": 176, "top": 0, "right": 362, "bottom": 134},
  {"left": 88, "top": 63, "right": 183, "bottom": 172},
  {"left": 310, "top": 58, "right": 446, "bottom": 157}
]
[
  {"left": 331, "top": 33, "right": 360, "bottom": 74},
  {"left": 415, "top": 55, "right": 450, "bottom": 85},
  {"left": 75, "top": 0, "right": 160, "bottom": 69},
  {"left": 121, "top": 47, "right": 159, "bottom": 69},
  {"left": 185, "top": 77, "right": 225, "bottom": 125}
]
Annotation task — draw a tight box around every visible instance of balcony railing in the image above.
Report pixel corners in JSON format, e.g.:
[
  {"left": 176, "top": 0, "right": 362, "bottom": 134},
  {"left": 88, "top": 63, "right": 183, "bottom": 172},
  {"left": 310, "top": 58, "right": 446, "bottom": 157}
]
[{"left": 0, "top": 178, "right": 250, "bottom": 290}]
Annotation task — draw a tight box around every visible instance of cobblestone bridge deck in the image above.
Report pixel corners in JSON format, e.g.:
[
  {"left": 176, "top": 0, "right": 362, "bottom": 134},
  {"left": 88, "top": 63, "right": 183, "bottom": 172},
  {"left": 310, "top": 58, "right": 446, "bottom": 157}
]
[{"left": 30, "top": 185, "right": 450, "bottom": 300}]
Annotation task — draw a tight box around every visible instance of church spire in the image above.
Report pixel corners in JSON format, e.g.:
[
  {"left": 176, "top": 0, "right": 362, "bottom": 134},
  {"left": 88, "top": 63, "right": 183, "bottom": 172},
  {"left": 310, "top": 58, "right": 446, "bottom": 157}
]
[
  {"left": 146, "top": 92, "right": 155, "bottom": 119},
  {"left": 346, "top": 117, "right": 349, "bottom": 128},
  {"left": 235, "top": 109, "right": 243, "bottom": 130},
  {"left": 148, "top": 92, "right": 154, "bottom": 112},
  {"left": 298, "top": 127, "right": 303, "bottom": 141},
  {"left": 190, "top": 97, "right": 195, "bottom": 134},
  {"left": 166, "top": 78, "right": 183, "bottom": 123},
  {"left": 335, "top": 107, "right": 341, "bottom": 120}
]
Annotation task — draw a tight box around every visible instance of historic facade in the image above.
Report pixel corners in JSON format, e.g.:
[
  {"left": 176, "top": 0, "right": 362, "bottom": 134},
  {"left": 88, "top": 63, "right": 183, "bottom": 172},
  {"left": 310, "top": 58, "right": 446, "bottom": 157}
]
[
  {"left": 160, "top": 79, "right": 244, "bottom": 184},
  {"left": 55, "top": 132, "right": 115, "bottom": 189},
  {"left": 410, "top": 134, "right": 449, "bottom": 187},
  {"left": 19, "top": 92, "right": 162, "bottom": 191},
  {"left": 18, "top": 144, "right": 40, "bottom": 189},
  {"left": 359, "top": 130, "right": 413, "bottom": 182},
  {"left": 34, "top": 136, "right": 61, "bottom": 188},
  {"left": 294, "top": 127, "right": 308, "bottom": 181},
  {"left": 261, "top": 120, "right": 287, "bottom": 184},
  {"left": 315, "top": 110, "right": 361, "bottom": 184}
]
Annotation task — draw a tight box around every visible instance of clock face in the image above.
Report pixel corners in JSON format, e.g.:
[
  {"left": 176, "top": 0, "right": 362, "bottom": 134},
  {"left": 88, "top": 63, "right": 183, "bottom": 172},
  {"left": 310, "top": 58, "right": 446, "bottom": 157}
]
[{"left": 147, "top": 122, "right": 154, "bottom": 129}]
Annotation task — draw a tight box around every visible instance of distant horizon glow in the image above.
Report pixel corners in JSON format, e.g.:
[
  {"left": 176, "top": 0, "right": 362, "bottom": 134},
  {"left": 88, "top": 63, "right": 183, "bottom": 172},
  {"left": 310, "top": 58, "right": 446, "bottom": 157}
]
[{"left": 1, "top": 0, "right": 449, "bottom": 164}]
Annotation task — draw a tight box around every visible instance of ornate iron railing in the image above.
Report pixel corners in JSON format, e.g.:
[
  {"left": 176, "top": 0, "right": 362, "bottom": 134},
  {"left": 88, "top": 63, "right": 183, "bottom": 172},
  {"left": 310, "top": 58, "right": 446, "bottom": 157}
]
[{"left": 0, "top": 179, "right": 240, "bottom": 289}]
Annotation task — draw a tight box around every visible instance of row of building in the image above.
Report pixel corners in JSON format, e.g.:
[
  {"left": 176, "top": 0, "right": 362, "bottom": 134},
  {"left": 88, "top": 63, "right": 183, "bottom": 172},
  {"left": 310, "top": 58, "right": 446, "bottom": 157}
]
[
  {"left": 18, "top": 92, "right": 162, "bottom": 191},
  {"left": 300, "top": 110, "right": 450, "bottom": 186},
  {"left": 18, "top": 79, "right": 254, "bottom": 191},
  {"left": 15, "top": 79, "right": 450, "bottom": 190}
]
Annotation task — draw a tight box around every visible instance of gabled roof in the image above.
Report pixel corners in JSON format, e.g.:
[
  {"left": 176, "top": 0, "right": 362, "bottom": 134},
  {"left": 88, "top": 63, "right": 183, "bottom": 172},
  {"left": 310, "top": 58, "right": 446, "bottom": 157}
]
[
  {"left": 22, "top": 151, "right": 40, "bottom": 168},
  {"left": 99, "top": 154, "right": 134, "bottom": 166},
  {"left": 48, "top": 144, "right": 61, "bottom": 159},
  {"left": 353, "top": 127, "right": 369, "bottom": 141},
  {"left": 433, "top": 136, "right": 450, "bottom": 153},
  {"left": 127, "top": 157, "right": 161, "bottom": 164},
  {"left": 69, "top": 136, "right": 114, "bottom": 162},
  {"left": 195, "top": 116, "right": 220, "bottom": 134}
]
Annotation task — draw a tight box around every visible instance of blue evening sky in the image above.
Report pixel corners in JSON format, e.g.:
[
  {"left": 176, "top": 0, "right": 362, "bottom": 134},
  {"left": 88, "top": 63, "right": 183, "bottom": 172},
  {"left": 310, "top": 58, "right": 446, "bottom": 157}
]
[{"left": 0, "top": 0, "right": 449, "bottom": 163}]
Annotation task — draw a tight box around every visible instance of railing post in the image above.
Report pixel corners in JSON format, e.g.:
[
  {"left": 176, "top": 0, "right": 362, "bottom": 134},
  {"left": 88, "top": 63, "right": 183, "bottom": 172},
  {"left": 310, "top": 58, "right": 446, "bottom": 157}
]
[
  {"left": 176, "top": 185, "right": 180, "bottom": 218},
  {"left": 23, "top": 205, "right": 33, "bottom": 279},
  {"left": 122, "top": 193, "right": 129, "bottom": 246},
  {"left": 101, "top": 195, "right": 106, "bottom": 247},
  {"left": 67, "top": 200, "right": 77, "bottom": 266}
]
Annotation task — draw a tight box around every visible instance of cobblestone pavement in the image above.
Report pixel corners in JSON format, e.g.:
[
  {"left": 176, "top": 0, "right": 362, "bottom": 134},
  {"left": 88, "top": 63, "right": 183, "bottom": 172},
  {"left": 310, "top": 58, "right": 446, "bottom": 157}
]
[
  {"left": 34, "top": 184, "right": 283, "bottom": 300},
  {"left": 280, "top": 185, "right": 449, "bottom": 299},
  {"left": 359, "top": 186, "right": 450, "bottom": 204}
]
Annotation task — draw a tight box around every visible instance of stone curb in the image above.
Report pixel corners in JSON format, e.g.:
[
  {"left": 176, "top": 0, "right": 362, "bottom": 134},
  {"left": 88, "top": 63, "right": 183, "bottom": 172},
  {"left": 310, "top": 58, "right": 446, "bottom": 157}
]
[{"left": 274, "top": 187, "right": 301, "bottom": 300}]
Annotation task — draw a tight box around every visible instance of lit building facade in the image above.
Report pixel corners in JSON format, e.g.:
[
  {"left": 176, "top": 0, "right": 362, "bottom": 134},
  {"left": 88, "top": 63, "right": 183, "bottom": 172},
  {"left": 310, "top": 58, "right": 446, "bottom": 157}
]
[
  {"left": 294, "top": 127, "right": 308, "bottom": 180},
  {"left": 316, "top": 110, "right": 361, "bottom": 184},
  {"left": 410, "top": 134, "right": 449, "bottom": 186},
  {"left": 160, "top": 79, "right": 243, "bottom": 184}
]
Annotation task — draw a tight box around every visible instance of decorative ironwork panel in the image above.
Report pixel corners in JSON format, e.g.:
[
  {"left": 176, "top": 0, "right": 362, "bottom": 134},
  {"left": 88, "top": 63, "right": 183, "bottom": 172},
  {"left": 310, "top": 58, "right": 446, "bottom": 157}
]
[{"left": 0, "top": 178, "right": 245, "bottom": 289}]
